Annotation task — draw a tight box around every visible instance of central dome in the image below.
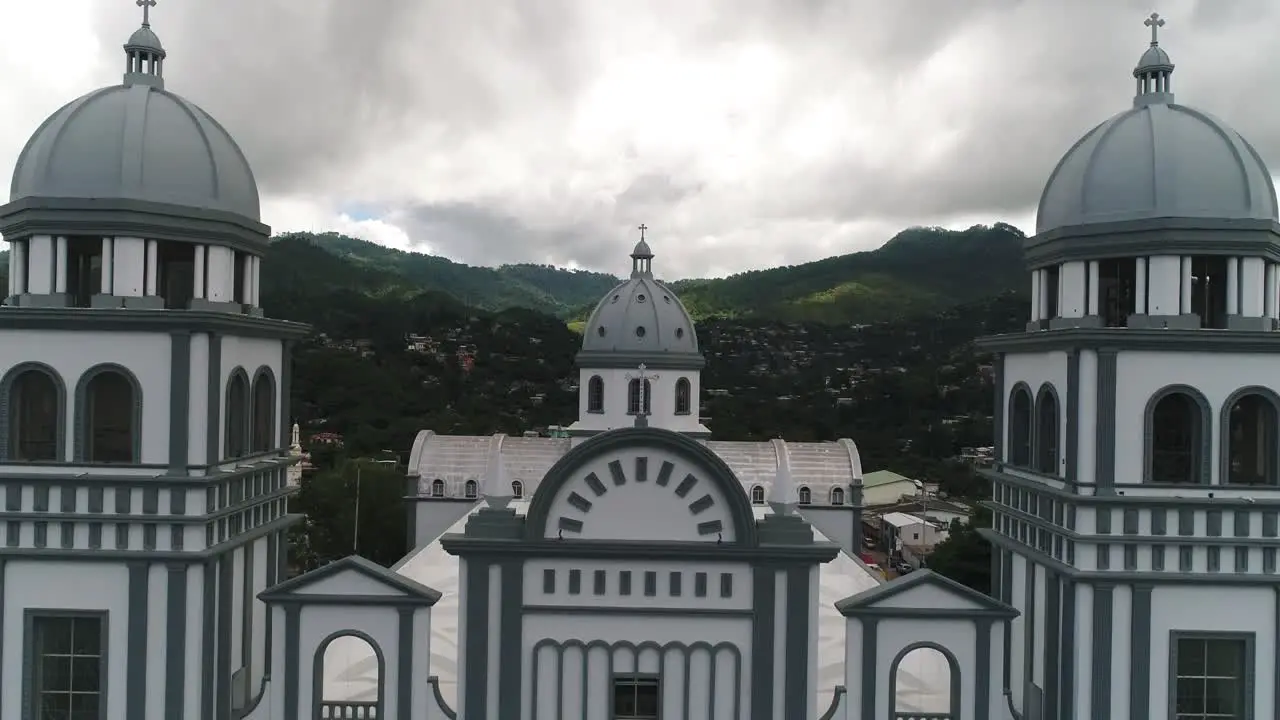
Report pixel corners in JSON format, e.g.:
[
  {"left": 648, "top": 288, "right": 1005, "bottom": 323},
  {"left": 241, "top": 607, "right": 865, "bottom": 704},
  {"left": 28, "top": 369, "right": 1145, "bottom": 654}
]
[
  {"left": 7, "top": 16, "right": 260, "bottom": 222},
  {"left": 1035, "top": 21, "right": 1277, "bottom": 236},
  {"left": 579, "top": 238, "right": 702, "bottom": 364}
]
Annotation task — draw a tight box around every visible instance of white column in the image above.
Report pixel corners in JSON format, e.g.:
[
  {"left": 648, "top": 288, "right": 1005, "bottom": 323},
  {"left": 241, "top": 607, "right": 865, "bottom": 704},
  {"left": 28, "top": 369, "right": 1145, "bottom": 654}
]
[
  {"left": 101, "top": 237, "right": 114, "bottom": 295},
  {"left": 1087, "top": 260, "right": 1100, "bottom": 315},
  {"left": 6, "top": 244, "right": 14, "bottom": 298},
  {"left": 25, "top": 236, "right": 53, "bottom": 294},
  {"left": 241, "top": 252, "right": 253, "bottom": 305},
  {"left": 193, "top": 245, "right": 206, "bottom": 300},
  {"left": 1030, "top": 271, "right": 1041, "bottom": 321},
  {"left": 204, "top": 246, "right": 233, "bottom": 302},
  {"left": 1264, "top": 262, "right": 1274, "bottom": 317},
  {"left": 1227, "top": 257, "right": 1239, "bottom": 315},
  {"left": 1135, "top": 257, "right": 1148, "bottom": 314},
  {"left": 252, "top": 256, "right": 261, "bottom": 306},
  {"left": 54, "top": 237, "right": 68, "bottom": 294},
  {"left": 1179, "top": 257, "right": 1193, "bottom": 313},
  {"left": 14, "top": 241, "right": 27, "bottom": 295},
  {"left": 1060, "top": 261, "right": 1086, "bottom": 318},
  {"left": 1240, "top": 257, "right": 1266, "bottom": 317},
  {"left": 111, "top": 237, "right": 146, "bottom": 297},
  {"left": 144, "top": 240, "right": 159, "bottom": 296}
]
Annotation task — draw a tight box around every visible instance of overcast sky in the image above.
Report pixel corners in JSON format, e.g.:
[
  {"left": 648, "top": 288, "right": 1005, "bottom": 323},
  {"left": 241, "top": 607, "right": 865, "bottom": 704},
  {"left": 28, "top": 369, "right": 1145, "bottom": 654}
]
[{"left": 0, "top": 0, "right": 1276, "bottom": 277}]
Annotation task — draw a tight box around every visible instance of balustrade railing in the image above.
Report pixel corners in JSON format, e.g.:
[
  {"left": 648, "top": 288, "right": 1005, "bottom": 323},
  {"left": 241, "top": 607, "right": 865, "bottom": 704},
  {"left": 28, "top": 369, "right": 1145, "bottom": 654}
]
[{"left": 318, "top": 701, "right": 379, "bottom": 719}]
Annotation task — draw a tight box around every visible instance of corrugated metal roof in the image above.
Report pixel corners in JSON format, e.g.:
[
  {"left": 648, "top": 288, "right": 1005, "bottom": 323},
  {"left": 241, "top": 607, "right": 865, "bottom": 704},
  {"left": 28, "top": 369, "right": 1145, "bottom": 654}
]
[
  {"left": 409, "top": 432, "right": 862, "bottom": 501},
  {"left": 881, "top": 512, "right": 928, "bottom": 528}
]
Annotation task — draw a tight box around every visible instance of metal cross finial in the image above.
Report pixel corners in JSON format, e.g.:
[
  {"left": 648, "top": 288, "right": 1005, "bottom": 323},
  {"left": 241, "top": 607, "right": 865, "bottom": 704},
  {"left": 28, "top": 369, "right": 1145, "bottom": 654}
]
[
  {"left": 138, "top": 0, "right": 157, "bottom": 26},
  {"left": 637, "top": 224, "right": 648, "bottom": 242},
  {"left": 1145, "top": 12, "right": 1165, "bottom": 46}
]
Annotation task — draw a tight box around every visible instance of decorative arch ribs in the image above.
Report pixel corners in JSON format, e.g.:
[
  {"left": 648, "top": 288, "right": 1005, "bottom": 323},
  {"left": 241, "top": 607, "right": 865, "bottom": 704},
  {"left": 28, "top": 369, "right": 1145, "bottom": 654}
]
[{"left": 555, "top": 454, "right": 722, "bottom": 537}]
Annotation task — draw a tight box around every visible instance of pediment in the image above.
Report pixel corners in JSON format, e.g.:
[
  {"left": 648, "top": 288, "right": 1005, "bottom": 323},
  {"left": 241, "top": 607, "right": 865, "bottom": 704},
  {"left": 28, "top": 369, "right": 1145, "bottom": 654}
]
[
  {"left": 835, "top": 570, "right": 1017, "bottom": 619},
  {"left": 259, "top": 555, "right": 441, "bottom": 606}
]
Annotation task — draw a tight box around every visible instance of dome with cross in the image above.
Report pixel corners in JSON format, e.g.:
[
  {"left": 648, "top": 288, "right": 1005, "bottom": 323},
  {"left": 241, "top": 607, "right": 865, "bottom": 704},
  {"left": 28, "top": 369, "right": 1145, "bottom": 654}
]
[
  {"left": 578, "top": 227, "right": 703, "bottom": 369},
  {"left": 1035, "top": 13, "right": 1278, "bottom": 236},
  {"left": 5, "top": 0, "right": 263, "bottom": 224}
]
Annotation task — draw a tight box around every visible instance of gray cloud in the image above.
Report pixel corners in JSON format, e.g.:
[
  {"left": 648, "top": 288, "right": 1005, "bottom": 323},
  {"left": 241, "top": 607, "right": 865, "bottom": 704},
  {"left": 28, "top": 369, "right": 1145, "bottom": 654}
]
[{"left": 74, "top": 0, "right": 1280, "bottom": 275}]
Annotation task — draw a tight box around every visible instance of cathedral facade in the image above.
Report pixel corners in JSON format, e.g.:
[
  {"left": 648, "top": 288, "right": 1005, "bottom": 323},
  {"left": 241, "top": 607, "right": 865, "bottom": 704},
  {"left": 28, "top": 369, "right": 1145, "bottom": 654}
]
[{"left": 0, "top": 7, "right": 1273, "bottom": 720}]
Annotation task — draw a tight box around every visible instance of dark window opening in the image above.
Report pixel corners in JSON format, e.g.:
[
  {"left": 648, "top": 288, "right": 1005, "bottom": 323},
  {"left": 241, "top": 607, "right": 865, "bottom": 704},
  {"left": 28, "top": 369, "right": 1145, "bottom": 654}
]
[
  {"left": 224, "top": 374, "right": 249, "bottom": 459},
  {"left": 232, "top": 251, "right": 247, "bottom": 305},
  {"left": 1189, "top": 256, "right": 1228, "bottom": 329},
  {"left": 1009, "top": 387, "right": 1033, "bottom": 466},
  {"left": 430, "top": 479, "right": 444, "bottom": 497},
  {"left": 10, "top": 369, "right": 59, "bottom": 461},
  {"left": 464, "top": 480, "right": 477, "bottom": 499},
  {"left": 1098, "top": 257, "right": 1137, "bottom": 327},
  {"left": 587, "top": 375, "right": 604, "bottom": 413},
  {"left": 31, "top": 615, "right": 104, "bottom": 720},
  {"left": 612, "top": 676, "right": 660, "bottom": 720},
  {"left": 250, "top": 373, "right": 275, "bottom": 452},
  {"left": 1172, "top": 636, "right": 1249, "bottom": 719},
  {"left": 674, "top": 377, "right": 692, "bottom": 415},
  {"left": 1226, "top": 393, "right": 1278, "bottom": 485},
  {"left": 1150, "top": 392, "right": 1203, "bottom": 484},
  {"left": 1043, "top": 265, "right": 1060, "bottom": 319},
  {"left": 157, "top": 242, "right": 196, "bottom": 310},
  {"left": 627, "top": 379, "right": 651, "bottom": 415},
  {"left": 85, "top": 371, "right": 136, "bottom": 463},
  {"left": 1036, "top": 388, "right": 1059, "bottom": 474},
  {"left": 65, "top": 237, "right": 103, "bottom": 309}
]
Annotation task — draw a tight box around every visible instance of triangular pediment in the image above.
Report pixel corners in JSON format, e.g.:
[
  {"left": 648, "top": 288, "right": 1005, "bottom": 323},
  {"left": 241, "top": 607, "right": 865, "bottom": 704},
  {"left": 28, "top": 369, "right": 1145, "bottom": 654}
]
[
  {"left": 835, "top": 569, "right": 1017, "bottom": 619},
  {"left": 259, "top": 555, "right": 441, "bottom": 606}
]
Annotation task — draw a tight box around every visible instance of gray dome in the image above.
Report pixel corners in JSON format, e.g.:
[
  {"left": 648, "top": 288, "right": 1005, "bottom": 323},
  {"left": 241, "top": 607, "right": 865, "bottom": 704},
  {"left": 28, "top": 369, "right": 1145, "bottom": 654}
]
[
  {"left": 126, "top": 25, "right": 164, "bottom": 53},
  {"left": 1036, "top": 102, "right": 1278, "bottom": 235},
  {"left": 10, "top": 83, "right": 261, "bottom": 221},
  {"left": 582, "top": 276, "right": 700, "bottom": 355}
]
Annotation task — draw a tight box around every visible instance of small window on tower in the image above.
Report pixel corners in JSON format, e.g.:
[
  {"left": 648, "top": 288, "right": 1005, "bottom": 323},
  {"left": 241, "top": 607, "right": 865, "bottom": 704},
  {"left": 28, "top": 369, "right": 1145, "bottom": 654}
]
[
  {"left": 635, "top": 326, "right": 646, "bottom": 338},
  {"left": 612, "top": 676, "right": 659, "bottom": 719}
]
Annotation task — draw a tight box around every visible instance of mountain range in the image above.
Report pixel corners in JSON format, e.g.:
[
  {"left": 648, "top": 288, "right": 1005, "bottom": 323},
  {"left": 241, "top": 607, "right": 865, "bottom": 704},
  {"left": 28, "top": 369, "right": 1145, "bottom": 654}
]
[{"left": 0, "top": 222, "right": 1030, "bottom": 325}]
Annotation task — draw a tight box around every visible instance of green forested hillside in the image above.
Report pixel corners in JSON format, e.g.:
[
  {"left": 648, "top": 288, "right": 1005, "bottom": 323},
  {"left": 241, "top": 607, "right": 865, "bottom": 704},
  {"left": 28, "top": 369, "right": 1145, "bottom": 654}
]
[
  {"left": 287, "top": 223, "right": 1027, "bottom": 324},
  {"left": 671, "top": 223, "right": 1027, "bottom": 323}
]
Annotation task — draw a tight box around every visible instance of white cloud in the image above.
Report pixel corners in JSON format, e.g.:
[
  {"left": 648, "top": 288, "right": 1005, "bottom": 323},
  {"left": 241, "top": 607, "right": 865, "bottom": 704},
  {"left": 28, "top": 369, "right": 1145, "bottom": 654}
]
[{"left": 1, "top": 0, "right": 1278, "bottom": 278}]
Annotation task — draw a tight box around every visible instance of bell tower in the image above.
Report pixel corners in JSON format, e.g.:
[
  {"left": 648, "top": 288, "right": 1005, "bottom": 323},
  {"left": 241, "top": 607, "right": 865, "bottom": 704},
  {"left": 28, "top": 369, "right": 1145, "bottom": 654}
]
[
  {"left": 980, "top": 15, "right": 1280, "bottom": 720},
  {"left": 0, "top": 3, "right": 308, "bottom": 718}
]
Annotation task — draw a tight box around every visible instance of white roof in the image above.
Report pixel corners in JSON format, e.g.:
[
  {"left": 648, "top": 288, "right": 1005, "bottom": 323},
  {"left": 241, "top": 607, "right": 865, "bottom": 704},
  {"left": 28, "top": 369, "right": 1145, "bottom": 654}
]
[
  {"left": 881, "top": 512, "right": 929, "bottom": 528},
  {"left": 320, "top": 501, "right": 952, "bottom": 714},
  {"left": 407, "top": 431, "right": 864, "bottom": 498}
]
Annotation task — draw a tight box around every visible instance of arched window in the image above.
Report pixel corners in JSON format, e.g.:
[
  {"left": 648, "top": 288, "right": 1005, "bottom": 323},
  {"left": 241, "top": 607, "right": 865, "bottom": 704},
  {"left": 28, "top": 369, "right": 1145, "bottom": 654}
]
[
  {"left": 1034, "top": 385, "right": 1059, "bottom": 474},
  {"left": 430, "top": 479, "right": 445, "bottom": 497},
  {"left": 891, "top": 644, "right": 959, "bottom": 719},
  {"left": 6, "top": 366, "right": 61, "bottom": 461},
  {"left": 798, "top": 486, "right": 811, "bottom": 505},
  {"left": 627, "top": 379, "right": 652, "bottom": 415},
  {"left": 587, "top": 376, "right": 605, "bottom": 414},
  {"left": 82, "top": 369, "right": 138, "bottom": 463},
  {"left": 224, "top": 371, "right": 250, "bottom": 459},
  {"left": 674, "top": 377, "right": 692, "bottom": 415},
  {"left": 750, "top": 486, "right": 765, "bottom": 504},
  {"left": 314, "top": 632, "right": 384, "bottom": 717},
  {"left": 250, "top": 369, "right": 276, "bottom": 453},
  {"left": 831, "top": 487, "right": 846, "bottom": 505},
  {"left": 512, "top": 480, "right": 524, "bottom": 499},
  {"left": 1222, "top": 389, "right": 1279, "bottom": 486},
  {"left": 464, "top": 480, "right": 477, "bottom": 499},
  {"left": 1008, "top": 385, "right": 1033, "bottom": 466},
  {"left": 1147, "top": 389, "right": 1208, "bottom": 484}
]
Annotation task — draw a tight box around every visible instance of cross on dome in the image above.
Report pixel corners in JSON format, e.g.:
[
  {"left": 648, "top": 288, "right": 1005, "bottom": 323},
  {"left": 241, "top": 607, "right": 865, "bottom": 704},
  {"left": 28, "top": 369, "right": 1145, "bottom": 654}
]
[
  {"left": 138, "top": 0, "right": 157, "bottom": 27},
  {"left": 1145, "top": 12, "right": 1164, "bottom": 45},
  {"left": 637, "top": 223, "right": 648, "bottom": 241}
]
